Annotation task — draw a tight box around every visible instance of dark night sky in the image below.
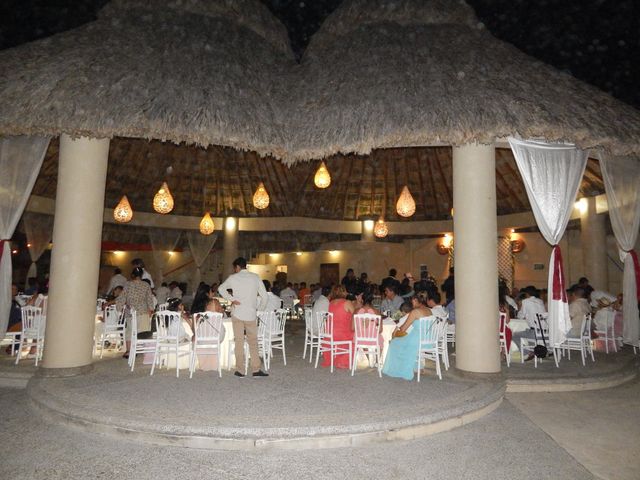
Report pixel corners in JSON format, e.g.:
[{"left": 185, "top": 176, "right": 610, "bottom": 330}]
[{"left": 1, "top": 0, "right": 638, "bottom": 109}]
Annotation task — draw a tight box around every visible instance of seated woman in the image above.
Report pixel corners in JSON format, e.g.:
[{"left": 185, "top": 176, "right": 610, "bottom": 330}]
[
  {"left": 354, "top": 289, "right": 384, "bottom": 347},
  {"left": 382, "top": 291, "right": 432, "bottom": 381},
  {"left": 190, "top": 283, "right": 224, "bottom": 315},
  {"left": 189, "top": 284, "right": 224, "bottom": 370},
  {"left": 321, "top": 285, "right": 356, "bottom": 369}
]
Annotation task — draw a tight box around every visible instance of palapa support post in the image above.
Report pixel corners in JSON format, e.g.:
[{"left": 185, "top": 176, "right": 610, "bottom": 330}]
[
  {"left": 452, "top": 143, "right": 501, "bottom": 374},
  {"left": 42, "top": 135, "right": 110, "bottom": 373}
]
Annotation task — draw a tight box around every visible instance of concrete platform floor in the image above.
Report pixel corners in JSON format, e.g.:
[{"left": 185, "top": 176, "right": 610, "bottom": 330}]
[
  {"left": 24, "top": 337, "right": 504, "bottom": 448},
  {"left": 1, "top": 385, "right": 604, "bottom": 480},
  {"left": 1, "top": 333, "right": 638, "bottom": 478}
]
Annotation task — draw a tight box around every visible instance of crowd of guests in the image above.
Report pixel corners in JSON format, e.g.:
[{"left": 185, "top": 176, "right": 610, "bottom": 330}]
[
  {"left": 286, "top": 266, "right": 453, "bottom": 380},
  {"left": 500, "top": 276, "right": 624, "bottom": 361}
]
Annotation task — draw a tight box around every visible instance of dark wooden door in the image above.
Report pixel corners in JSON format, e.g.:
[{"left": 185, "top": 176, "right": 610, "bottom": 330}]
[{"left": 320, "top": 263, "right": 340, "bottom": 288}]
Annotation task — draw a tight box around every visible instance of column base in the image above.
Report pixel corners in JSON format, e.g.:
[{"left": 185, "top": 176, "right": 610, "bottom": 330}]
[
  {"left": 451, "top": 367, "right": 504, "bottom": 382},
  {"left": 37, "top": 364, "right": 94, "bottom": 378}
]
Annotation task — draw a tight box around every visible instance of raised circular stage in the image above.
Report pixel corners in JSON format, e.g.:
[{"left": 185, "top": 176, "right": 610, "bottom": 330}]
[{"left": 17, "top": 340, "right": 638, "bottom": 451}]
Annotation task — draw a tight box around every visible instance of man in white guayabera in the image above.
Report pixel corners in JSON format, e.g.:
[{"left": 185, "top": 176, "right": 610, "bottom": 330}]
[{"left": 218, "top": 257, "right": 269, "bottom": 378}]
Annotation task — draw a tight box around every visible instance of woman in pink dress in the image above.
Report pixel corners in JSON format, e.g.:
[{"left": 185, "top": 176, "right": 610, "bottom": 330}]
[{"left": 321, "top": 285, "right": 355, "bottom": 369}]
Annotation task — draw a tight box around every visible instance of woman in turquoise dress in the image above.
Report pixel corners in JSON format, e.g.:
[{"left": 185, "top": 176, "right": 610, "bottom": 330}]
[{"left": 382, "top": 292, "right": 433, "bottom": 380}]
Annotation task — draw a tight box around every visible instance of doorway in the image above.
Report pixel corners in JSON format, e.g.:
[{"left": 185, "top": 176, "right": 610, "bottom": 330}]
[{"left": 320, "top": 263, "right": 340, "bottom": 288}]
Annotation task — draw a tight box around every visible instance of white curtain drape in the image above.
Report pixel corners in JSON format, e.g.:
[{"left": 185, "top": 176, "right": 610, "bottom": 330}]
[
  {"left": 23, "top": 212, "right": 54, "bottom": 281},
  {"left": 509, "top": 137, "right": 588, "bottom": 346},
  {"left": 0, "top": 135, "right": 51, "bottom": 336},
  {"left": 148, "top": 228, "right": 182, "bottom": 284},
  {"left": 600, "top": 153, "right": 640, "bottom": 346},
  {"left": 186, "top": 231, "right": 218, "bottom": 287}
]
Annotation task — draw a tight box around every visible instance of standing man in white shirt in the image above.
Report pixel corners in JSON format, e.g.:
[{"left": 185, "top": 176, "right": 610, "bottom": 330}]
[
  {"left": 219, "top": 257, "right": 269, "bottom": 378},
  {"left": 105, "top": 268, "right": 128, "bottom": 296}
]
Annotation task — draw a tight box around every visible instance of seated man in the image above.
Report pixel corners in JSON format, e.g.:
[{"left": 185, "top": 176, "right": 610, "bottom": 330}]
[
  {"left": 567, "top": 286, "right": 592, "bottom": 337},
  {"left": 425, "top": 288, "right": 448, "bottom": 320},
  {"left": 311, "top": 286, "right": 331, "bottom": 334},
  {"left": 279, "top": 282, "right": 297, "bottom": 309},
  {"left": 512, "top": 286, "right": 547, "bottom": 359},
  {"left": 380, "top": 283, "right": 404, "bottom": 317},
  {"left": 262, "top": 280, "right": 283, "bottom": 311}
]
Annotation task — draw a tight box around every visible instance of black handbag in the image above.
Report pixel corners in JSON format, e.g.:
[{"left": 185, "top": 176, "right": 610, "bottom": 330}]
[{"left": 533, "top": 316, "right": 548, "bottom": 358}]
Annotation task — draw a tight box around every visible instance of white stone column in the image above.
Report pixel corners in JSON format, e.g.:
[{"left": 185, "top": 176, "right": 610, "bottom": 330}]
[
  {"left": 42, "top": 135, "right": 109, "bottom": 371},
  {"left": 453, "top": 143, "right": 500, "bottom": 374},
  {"left": 580, "top": 196, "right": 608, "bottom": 290},
  {"left": 222, "top": 217, "right": 239, "bottom": 279},
  {"left": 361, "top": 219, "right": 374, "bottom": 242}
]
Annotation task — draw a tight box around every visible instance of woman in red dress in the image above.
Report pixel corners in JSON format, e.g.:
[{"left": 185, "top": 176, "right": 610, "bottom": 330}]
[{"left": 321, "top": 285, "right": 356, "bottom": 369}]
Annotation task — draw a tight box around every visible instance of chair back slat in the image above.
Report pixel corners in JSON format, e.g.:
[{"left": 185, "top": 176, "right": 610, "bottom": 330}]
[
  {"left": 193, "top": 312, "right": 223, "bottom": 341},
  {"left": 499, "top": 312, "right": 507, "bottom": 336},
  {"left": 21, "top": 306, "right": 43, "bottom": 336},
  {"left": 418, "top": 316, "right": 438, "bottom": 348},
  {"left": 353, "top": 313, "right": 380, "bottom": 341},
  {"left": 304, "top": 308, "right": 314, "bottom": 333},
  {"left": 317, "top": 311, "right": 334, "bottom": 338},
  {"left": 104, "top": 305, "right": 119, "bottom": 327},
  {"left": 581, "top": 313, "right": 592, "bottom": 338},
  {"left": 129, "top": 310, "right": 138, "bottom": 342},
  {"left": 154, "top": 310, "right": 184, "bottom": 340}
]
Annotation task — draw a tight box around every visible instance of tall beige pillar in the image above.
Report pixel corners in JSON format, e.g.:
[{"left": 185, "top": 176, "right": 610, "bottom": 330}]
[
  {"left": 222, "top": 217, "right": 239, "bottom": 279},
  {"left": 453, "top": 143, "right": 501, "bottom": 374},
  {"left": 361, "top": 219, "right": 375, "bottom": 242},
  {"left": 580, "top": 196, "right": 608, "bottom": 290},
  {"left": 42, "top": 135, "right": 109, "bottom": 371}
]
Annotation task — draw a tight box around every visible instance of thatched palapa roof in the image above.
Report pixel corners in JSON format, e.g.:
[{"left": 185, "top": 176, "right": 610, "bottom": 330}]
[
  {"left": 0, "top": 0, "right": 294, "bottom": 159},
  {"left": 1, "top": 0, "right": 639, "bottom": 163}
]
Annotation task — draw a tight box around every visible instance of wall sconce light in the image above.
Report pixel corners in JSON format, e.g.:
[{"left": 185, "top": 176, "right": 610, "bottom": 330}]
[
  {"left": 511, "top": 239, "right": 526, "bottom": 254},
  {"left": 437, "top": 234, "right": 453, "bottom": 255},
  {"left": 574, "top": 198, "right": 588, "bottom": 215}
]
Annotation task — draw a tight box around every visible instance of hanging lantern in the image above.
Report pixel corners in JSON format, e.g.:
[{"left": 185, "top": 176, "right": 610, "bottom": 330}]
[
  {"left": 396, "top": 185, "right": 416, "bottom": 217},
  {"left": 252, "top": 182, "right": 270, "bottom": 209},
  {"left": 314, "top": 161, "right": 331, "bottom": 189},
  {"left": 374, "top": 218, "right": 388, "bottom": 238},
  {"left": 153, "top": 182, "right": 174, "bottom": 214},
  {"left": 199, "top": 212, "right": 215, "bottom": 235},
  {"left": 113, "top": 195, "right": 133, "bottom": 223}
]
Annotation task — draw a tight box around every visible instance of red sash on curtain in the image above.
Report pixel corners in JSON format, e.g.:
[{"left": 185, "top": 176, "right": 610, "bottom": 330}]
[
  {"left": 551, "top": 245, "right": 567, "bottom": 302},
  {"left": 630, "top": 250, "right": 640, "bottom": 301}
]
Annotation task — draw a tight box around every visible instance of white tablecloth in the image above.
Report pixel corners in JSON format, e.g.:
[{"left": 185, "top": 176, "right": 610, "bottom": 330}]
[
  {"left": 507, "top": 318, "right": 530, "bottom": 353},
  {"left": 380, "top": 319, "right": 397, "bottom": 365}
]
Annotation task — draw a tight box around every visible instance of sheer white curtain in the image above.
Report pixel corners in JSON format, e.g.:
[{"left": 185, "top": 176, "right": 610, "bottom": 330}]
[
  {"left": 0, "top": 135, "right": 51, "bottom": 335},
  {"left": 186, "top": 231, "right": 218, "bottom": 287},
  {"left": 509, "top": 137, "right": 588, "bottom": 346},
  {"left": 148, "top": 228, "right": 182, "bottom": 284},
  {"left": 23, "top": 212, "right": 54, "bottom": 281},
  {"left": 600, "top": 153, "right": 640, "bottom": 346}
]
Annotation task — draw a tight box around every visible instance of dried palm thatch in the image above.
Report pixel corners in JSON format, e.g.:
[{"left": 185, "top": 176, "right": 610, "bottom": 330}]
[
  {"left": 291, "top": 0, "right": 640, "bottom": 161},
  {"left": 0, "top": 0, "right": 639, "bottom": 163},
  {"left": 32, "top": 137, "right": 605, "bottom": 222},
  {"left": 0, "top": 0, "right": 295, "bottom": 159}
]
